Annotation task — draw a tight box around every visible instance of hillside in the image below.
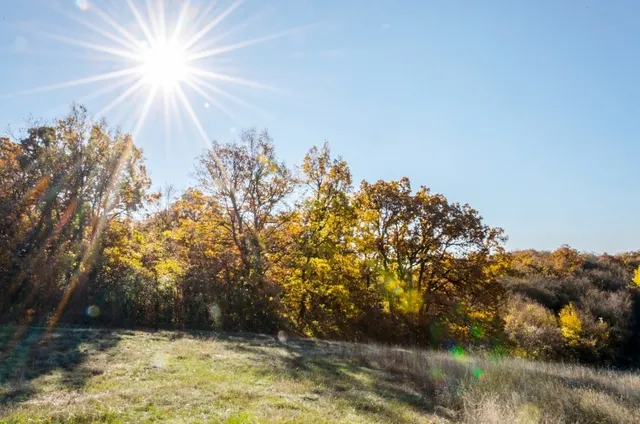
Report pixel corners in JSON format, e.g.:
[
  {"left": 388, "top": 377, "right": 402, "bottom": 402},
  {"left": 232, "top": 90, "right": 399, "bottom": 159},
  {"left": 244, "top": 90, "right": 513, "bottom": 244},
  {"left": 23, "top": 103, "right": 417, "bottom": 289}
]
[
  {"left": 1, "top": 327, "right": 639, "bottom": 423},
  {"left": 3, "top": 111, "right": 640, "bottom": 370}
]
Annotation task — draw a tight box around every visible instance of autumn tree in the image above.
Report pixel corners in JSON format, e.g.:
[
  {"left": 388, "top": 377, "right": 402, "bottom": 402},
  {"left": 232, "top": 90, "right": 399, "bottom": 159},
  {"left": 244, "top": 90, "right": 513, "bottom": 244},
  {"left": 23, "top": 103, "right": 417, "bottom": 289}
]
[
  {"left": 355, "top": 177, "right": 507, "bottom": 344},
  {"left": 0, "top": 137, "right": 27, "bottom": 284},
  {"left": 2, "top": 107, "right": 639, "bottom": 365},
  {"left": 281, "top": 143, "right": 375, "bottom": 338},
  {"left": 0, "top": 105, "right": 150, "bottom": 323},
  {"left": 549, "top": 245, "right": 585, "bottom": 275},
  {"left": 158, "top": 188, "right": 239, "bottom": 329},
  {"left": 196, "top": 128, "right": 294, "bottom": 331}
]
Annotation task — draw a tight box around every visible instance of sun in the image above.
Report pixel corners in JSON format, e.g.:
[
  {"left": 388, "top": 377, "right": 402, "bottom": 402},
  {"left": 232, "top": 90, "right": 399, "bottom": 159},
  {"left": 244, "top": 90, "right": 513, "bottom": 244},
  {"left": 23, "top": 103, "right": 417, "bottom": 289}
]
[
  {"left": 138, "top": 40, "right": 188, "bottom": 89},
  {"left": 8, "top": 0, "right": 309, "bottom": 142}
]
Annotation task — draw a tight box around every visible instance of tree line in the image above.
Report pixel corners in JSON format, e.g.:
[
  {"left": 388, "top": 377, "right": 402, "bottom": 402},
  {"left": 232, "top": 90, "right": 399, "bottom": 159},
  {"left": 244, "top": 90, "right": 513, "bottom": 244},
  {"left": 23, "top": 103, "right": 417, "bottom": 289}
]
[{"left": 1, "top": 106, "right": 639, "bottom": 365}]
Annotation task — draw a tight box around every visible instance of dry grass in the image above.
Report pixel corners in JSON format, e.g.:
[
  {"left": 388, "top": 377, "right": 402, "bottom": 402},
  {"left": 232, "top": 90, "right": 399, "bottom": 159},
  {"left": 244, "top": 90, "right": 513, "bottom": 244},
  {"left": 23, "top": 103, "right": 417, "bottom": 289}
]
[
  {"left": 331, "top": 342, "right": 640, "bottom": 423},
  {"left": 1, "top": 327, "right": 639, "bottom": 423}
]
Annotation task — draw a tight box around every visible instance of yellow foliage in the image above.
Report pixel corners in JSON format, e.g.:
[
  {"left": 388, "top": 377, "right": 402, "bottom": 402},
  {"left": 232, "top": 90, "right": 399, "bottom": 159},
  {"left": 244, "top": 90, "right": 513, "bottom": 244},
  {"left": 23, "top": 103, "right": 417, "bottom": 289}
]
[
  {"left": 559, "top": 303, "right": 582, "bottom": 346},
  {"left": 550, "top": 245, "right": 584, "bottom": 275},
  {"left": 399, "top": 288, "right": 423, "bottom": 315},
  {"left": 468, "top": 309, "right": 494, "bottom": 322},
  {"left": 633, "top": 266, "right": 640, "bottom": 288},
  {"left": 382, "top": 276, "right": 423, "bottom": 315},
  {"left": 448, "top": 323, "right": 470, "bottom": 341}
]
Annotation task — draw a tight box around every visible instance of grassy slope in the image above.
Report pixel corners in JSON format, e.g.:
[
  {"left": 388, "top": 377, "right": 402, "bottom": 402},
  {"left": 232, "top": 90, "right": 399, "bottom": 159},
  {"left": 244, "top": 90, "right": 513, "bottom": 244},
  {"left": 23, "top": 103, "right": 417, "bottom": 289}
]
[{"left": 1, "top": 327, "right": 639, "bottom": 423}]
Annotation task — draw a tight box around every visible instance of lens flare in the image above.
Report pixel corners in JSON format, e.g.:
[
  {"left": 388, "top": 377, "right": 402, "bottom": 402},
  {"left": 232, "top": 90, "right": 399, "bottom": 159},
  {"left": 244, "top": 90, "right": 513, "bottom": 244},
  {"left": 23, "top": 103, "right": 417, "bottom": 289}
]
[
  {"left": 471, "top": 324, "right": 484, "bottom": 339},
  {"left": 472, "top": 366, "right": 484, "bottom": 379},
  {"left": 2, "top": 0, "right": 312, "bottom": 343},
  {"left": 86, "top": 305, "right": 101, "bottom": 318},
  {"left": 429, "top": 367, "right": 444, "bottom": 381},
  {"left": 152, "top": 352, "right": 168, "bottom": 369},
  {"left": 76, "top": 0, "right": 89, "bottom": 11},
  {"left": 450, "top": 345, "right": 465, "bottom": 361},
  {"left": 208, "top": 303, "right": 222, "bottom": 328}
]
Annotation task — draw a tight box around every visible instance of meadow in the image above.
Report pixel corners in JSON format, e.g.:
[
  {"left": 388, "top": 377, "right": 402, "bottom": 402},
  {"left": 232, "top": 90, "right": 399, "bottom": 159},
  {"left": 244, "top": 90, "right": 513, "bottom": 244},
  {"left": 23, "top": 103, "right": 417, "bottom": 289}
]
[{"left": 1, "top": 327, "right": 639, "bottom": 423}]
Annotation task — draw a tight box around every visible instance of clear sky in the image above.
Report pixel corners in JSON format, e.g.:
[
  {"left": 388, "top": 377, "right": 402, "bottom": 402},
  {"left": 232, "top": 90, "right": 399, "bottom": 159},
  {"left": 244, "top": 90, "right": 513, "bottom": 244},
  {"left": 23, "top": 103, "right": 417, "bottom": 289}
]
[{"left": 1, "top": 0, "right": 639, "bottom": 253}]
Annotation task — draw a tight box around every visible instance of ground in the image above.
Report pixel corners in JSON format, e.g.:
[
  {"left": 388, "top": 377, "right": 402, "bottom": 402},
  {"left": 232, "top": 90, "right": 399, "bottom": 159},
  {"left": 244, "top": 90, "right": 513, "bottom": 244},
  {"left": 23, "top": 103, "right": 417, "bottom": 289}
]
[{"left": 1, "top": 327, "right": 639, "bottom": 423}]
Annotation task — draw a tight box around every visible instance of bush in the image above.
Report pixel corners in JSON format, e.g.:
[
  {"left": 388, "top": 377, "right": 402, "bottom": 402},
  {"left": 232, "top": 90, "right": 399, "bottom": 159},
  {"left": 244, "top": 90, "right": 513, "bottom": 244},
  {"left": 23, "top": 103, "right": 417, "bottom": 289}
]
[
  {"left": 504, "top": 296, "right": 562, "bottom": 359},
  {"left": 500, "top": 275, "right": 561, "bottom": 310}
]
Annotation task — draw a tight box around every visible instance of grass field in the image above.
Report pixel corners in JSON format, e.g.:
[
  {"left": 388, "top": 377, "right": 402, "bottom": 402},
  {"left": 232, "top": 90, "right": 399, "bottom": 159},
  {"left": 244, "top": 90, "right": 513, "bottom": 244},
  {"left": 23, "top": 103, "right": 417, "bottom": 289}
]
[{"left": 1, "top": 327, "right": 639, "bottom": 423}]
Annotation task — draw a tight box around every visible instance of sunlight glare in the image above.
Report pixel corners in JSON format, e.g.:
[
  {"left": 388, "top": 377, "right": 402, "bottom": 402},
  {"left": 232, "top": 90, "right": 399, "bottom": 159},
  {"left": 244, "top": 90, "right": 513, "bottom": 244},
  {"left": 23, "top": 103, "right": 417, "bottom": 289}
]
[
  {"left": 139, "top": 40, "right": 188, "bottom": 89},
  {"left": 6, "top": 0, "right": 307, "bottom": 147}
]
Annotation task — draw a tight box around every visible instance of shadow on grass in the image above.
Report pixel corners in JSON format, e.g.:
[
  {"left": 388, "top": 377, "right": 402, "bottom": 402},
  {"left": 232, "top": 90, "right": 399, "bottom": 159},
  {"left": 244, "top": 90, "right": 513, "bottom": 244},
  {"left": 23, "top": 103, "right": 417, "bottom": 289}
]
[
  {"left": 197, "top": 332, "right": 640, "bottom": 423},
  {"left": 0, "top": 326, "right": 121, "bottom": 408},
  {"left": 193, "top": 332, "right": 441, "bottom": 423}
]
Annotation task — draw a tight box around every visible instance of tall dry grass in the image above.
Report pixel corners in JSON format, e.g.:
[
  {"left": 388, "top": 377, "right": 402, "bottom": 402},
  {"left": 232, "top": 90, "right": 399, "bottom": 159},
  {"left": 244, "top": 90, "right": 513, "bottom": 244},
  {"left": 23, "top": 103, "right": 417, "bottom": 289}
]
[{"left": 329, "top": 342, "right": 640, "bottom": 423}]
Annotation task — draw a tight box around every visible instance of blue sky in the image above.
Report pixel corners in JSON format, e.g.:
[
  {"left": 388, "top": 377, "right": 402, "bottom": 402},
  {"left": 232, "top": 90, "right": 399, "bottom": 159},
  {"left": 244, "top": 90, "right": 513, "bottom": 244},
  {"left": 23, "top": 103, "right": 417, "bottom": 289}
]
[{"left": 1, "top": 0, "right": 639, "bottom": 253}]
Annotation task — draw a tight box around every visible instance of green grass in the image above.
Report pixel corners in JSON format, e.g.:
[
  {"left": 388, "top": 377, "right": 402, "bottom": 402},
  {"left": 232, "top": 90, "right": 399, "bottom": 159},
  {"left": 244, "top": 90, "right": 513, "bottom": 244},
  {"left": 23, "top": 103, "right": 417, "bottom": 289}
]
[{"left": 1, "top": 327, "right": 639, "bottom": 423}]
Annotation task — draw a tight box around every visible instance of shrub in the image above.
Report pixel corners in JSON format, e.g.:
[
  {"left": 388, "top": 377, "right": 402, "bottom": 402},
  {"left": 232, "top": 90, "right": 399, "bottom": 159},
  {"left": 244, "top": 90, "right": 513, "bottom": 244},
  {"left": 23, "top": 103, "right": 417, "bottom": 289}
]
[
  {"left": 581, "top": 289, "right": 631, "bottom": 347},
  {"left": 504, "top": 296, "right": 562, "bottom": 359},
  {"left": 500, "top": 275, "right": 561, "bottom": 310},
  {"left": 559, "top": 303, "right": 583, "bottom": 347}
]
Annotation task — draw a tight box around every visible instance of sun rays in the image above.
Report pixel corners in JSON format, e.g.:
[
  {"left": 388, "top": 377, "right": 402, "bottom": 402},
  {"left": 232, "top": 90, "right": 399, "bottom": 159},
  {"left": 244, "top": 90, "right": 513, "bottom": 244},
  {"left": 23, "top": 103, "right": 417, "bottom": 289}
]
[
  {"left": 10, "top": 0, "right": 306, "bottom": 143},
  {"left": 0, "top": 0, "right": 309, "bottom": 340}
]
